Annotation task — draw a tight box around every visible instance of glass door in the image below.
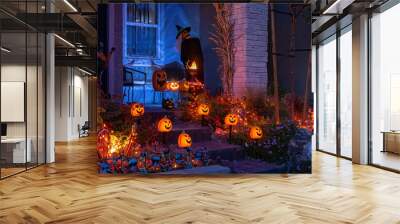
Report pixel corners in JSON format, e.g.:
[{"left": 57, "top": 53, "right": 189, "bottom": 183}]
[{"left": 317, "top": 35, "right": 337, "bottom": 154}]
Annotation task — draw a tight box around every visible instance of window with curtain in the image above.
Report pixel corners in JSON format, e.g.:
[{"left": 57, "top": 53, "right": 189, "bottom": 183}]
[{"left": 125, "top": 4, "right": 158, "bottom": 58}]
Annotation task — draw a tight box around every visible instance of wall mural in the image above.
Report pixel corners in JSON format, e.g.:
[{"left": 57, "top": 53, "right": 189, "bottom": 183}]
[{"left": 97, "top": 3, "right": 313, "bottom": 174}]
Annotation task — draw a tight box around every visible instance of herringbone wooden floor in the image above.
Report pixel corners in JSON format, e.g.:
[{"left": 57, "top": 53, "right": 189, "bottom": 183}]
[{"left": 1, "top": 137, "right": 400, "bottom": 224}]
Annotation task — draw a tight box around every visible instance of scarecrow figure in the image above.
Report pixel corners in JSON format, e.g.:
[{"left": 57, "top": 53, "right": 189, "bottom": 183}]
[{"left": 176, "top": 25, "right": 204, "bottom": 83}]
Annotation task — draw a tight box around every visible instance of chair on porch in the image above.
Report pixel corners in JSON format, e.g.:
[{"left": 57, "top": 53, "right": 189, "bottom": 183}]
[{"left": 123, "top": 67, "right": 147, "bottom": 104}]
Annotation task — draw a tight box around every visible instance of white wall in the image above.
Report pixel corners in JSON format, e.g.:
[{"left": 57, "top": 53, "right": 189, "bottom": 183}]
[{"left": 54, "top": 66, "right": 89, "bottom": 141}]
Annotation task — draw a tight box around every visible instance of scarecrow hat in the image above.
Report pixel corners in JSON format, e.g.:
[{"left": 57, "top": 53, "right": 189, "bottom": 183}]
[{"left": 176, "top": 25, "right": 191, "bottom": 39}]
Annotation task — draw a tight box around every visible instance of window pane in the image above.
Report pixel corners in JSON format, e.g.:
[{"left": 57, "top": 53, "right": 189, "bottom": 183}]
[
  {"left": 127, "top": 4, "right": 157, "bottom": 24},
  {"left": 340, "top": 29, "right": 352, "bottom": 158},
  {"left": 318, "top": 37, "right": 337, "bottom": 154},
  {"left": 126, "top": 26, "right": 157, "bottom": 57}
]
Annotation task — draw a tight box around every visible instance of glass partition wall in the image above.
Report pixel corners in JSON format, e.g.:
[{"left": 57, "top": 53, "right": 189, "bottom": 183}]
[
  {"left": 0, "top": 2, "right": 47, "bottom": 179},
  {"left": 317, "top": 35, "right": 337, "bottom": 155},
  {"left": 316, "top": 26, "right": 352, "bottom": 159},
  {"left": 370, "top": 3, "right": 400, "bottom": 171}
]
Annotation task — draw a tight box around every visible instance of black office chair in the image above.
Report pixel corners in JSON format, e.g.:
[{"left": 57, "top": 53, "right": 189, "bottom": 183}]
[{"left": 78, "top": 121, "right": 90, "bottom": 138}]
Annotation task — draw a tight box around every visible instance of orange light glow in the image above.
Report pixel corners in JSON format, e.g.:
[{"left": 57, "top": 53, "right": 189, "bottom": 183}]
[{"left": 188, "top": 61, "right": 197, "bottom": 70}]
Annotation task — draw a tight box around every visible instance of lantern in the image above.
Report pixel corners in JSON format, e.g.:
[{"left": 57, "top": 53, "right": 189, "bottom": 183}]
[
  {"left": 197, "top": 104, "right": 210, "bottom": 116},
  {"left": 152, "top": 69, "right": 167, "bottom": 91},
  {"left": 224, "top": 113, "right": 239, "bottom": 126},
  {"left": 130, "top": 103, "right": 144, "bottom": 117},
  {"left": 157, "top": 116, "right": 173, "bottom": 133},
  {"left": 249, "top": 126, "right": 263, "bottom": 140},
  {"left": 178, "top": 131, "right": 192, "bottom": 148},
  {"left": 187, "top": 60, "right": 197, "bottom": 70},
  {"left": 167, "top": 81, "right": 180, "bottom": 91}
]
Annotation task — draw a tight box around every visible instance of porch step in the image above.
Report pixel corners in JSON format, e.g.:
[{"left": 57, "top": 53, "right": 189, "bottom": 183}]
[
  {"left": 161, "top": 165, "right": 231, "bottom": 174},
  {"left": 144, "top": 106, "right": 176, "bottom": 122},
  {"left": 162, "top": 141, "right": 243, "bottom": 161},
  {"left": 158, "top": 123, "right": 212, "bottom": 144}
]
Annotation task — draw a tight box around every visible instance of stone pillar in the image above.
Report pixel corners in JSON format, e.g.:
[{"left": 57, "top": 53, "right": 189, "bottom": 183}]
[
  {"left": 231, "top": 4, "right": 268, "bottom": 98},
  {"left": 352, "top": 14, "right": 369, "bottom": 164}
]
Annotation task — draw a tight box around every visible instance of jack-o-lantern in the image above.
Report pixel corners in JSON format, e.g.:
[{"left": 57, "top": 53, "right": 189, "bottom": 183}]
[
  {"left": 224, "top": 113, "right": 239, "bottom": 126},
  {"left": 197, "top": 104, "right": 210, "bottom": 116},
  {"left": 130, "top": 103, "right": 144, "bottom": 117},
  {"left": 249, "top": 126, "right": 263, "bottom": 140},
  {"left": 157, "top": 116, "right": 173, "bottom": 133},
  {"left": 179, "top": 79, "right": 190, "bottom": 92},
  {"left": 152, "top": 69, "right": 167, "bottom": 91},
  {"left": 178, "top": 131, "right": 192, "bottom": 148},
  {"left": 162, "top": 98, "right": 174, "bottom": 110},
  {"left": 167, "top": 81, "right": 180, "bottom": 91}
]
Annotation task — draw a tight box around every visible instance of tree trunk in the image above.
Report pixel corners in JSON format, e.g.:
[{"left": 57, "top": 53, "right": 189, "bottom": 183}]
[
  {"left": 270, "top": 5, "right": 280, "bottom": 124},
  {"left": 288, "top": 6, "right": 297, "bottom": 119},
  {"left": 302, "top": 51, "right": 311, "bottom": 122}
]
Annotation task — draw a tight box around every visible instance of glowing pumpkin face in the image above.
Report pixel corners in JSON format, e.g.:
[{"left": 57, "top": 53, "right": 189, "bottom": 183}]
[
  {"left": 157, "top": 116, "right": 173, "bottom": 133},
  {"left": 249, "top": 126, "right": 263, "bottom": 140},
  {"left": 167, "top": 81, "right": 180, "bottom": 91},
  {"left": 197, "top": 104, "right": 210, "bottom": 116},
  {"left": 152, "top": 69, "right": 167, "bottom": 91},
  {"left": 224, "top": 113, "right": 239, "bottom": 126},
  {"left": 130, "top": 103, "right": 144, "bottom": 117},
  {"left": 178, "top": 131, "right": 192, "bottom": 148},
  {"left": 180, "top": 79, "right": 190, "bottom": 92}
]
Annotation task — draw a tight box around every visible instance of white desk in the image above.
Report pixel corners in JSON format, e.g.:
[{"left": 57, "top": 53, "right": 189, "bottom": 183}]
[{"left": 1, "top": 138, "right": 31, "bottom": 163}]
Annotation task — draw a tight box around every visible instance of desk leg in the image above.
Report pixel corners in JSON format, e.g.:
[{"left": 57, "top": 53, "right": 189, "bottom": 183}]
[{"left": 382, "top": 133, "right": 386, "bottom": 152}]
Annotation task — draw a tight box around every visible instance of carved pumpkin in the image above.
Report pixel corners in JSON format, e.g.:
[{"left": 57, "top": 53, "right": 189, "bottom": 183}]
[
  {"left": 179, "top": 79, "right": 190, "bottom": 92},
  {"left": 162, "top": 98, "right": 174, "bottom": 110},
  {"left": 197, "top": 104, "right": 210, "bottom": 116},
  {"left": 249, "top": 126, "right": 263, "bottom": 140},
  {"left": 157, "top": 116, "right": 173, "bottom": 133},
  {"left": 178, "top": 131, "right": 192, "bottom": 148},
  {"left": 224, "top": 113, "right": 239, "bottom": 126},
  {"left": 167, "top": 81, "right": 180, "bottom": 91},
  {"left": 152, "top": 69, "right": 167, "bottom": 91},
  {"left": 130, "top": 103, "right": 144, "bottom": 117}
]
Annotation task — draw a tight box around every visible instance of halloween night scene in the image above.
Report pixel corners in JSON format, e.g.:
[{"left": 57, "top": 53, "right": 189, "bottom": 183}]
[{"left": 97, "top": 3, "right": 313, "bottom": 174}]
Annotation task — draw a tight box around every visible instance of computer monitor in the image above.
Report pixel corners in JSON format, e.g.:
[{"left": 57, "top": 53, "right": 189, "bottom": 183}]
[{"left": 1, "top": 123, "right": 7, "bottom": 137}]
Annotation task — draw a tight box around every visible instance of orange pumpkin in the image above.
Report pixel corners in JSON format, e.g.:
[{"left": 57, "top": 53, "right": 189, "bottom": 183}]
[
  {"left": 178, "top": 131, "right": 192, "bottom": 148},
  {"left": 197, "top": 104, "right": 210, "bottom": 116},
  {"left": 152, "top": 69, "right": 167, "bottom": 91},
  {"left": 224, "top": 113, "right": 239, "bottom": 126},
  {"left": 249, "top": 126, "right": 263, "bottom": 140},
  {"left": 167, "top": 81, "right": 180, "bottom": 91},
  {"left": 179, "top": 79, "right": 190, "bottom": 92},
  {"left": 130, "top": 103, "right": 144, "bottom": 117},
  {"left": 157, "top": 116, "right": 173, "bottom": 133}
]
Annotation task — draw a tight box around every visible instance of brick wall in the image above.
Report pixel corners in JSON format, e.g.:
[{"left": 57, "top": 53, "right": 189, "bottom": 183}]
[{"left": 231, "top": 4, "right": 268, "bottom": 98}]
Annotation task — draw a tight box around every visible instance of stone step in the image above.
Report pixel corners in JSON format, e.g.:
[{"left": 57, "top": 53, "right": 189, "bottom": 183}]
[
  {"left": 158, "top": 123, "right": 212, "bottom": 144},
  {"left": 143, "top": 106, "right": 177, "bottom": 122},
  {"left": 161, "top": 165, "right": 231, "bottom": 174},
  {"left": 220, "top": 160, "right": 286, "bottom": 173},
  {"left": 160, "top": 141, "right": 244, "bottom": 161}
]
